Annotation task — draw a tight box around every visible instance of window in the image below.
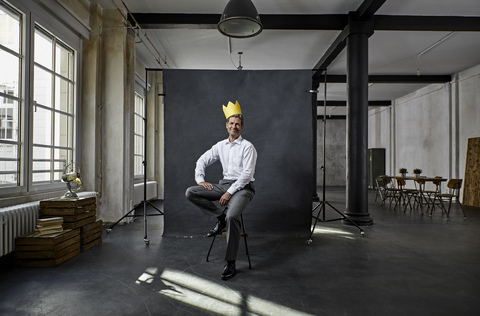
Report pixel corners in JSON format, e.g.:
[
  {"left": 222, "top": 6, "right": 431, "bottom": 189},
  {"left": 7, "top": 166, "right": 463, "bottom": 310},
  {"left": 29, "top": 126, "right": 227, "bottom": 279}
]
[
  {"left": 0, "top": 1, "right": 79, "bottom": 195},
  {"left": 134, "top": 93, "right": 144, "bottom": 178},
  {"left": 32, "top": 27, "right": 75, "bottom": 184},
  {"left": 0, "top": 3, "right": 21, "bottom": 187}
]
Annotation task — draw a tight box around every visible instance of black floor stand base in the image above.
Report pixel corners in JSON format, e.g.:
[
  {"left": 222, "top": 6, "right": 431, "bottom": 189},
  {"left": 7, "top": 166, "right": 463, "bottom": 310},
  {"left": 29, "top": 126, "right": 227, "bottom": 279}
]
[
  {"left": 307, "top": 200, "right": 365, "bottom": 244},
  {"left": 106, "top": 200, "right": 163, "bottom": 245}
]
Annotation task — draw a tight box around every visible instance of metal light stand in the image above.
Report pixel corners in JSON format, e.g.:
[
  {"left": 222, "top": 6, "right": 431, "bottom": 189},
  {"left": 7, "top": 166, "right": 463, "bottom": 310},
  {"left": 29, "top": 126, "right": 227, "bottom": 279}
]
[
  {"left": 106, "top": 69, "right": 164, "bottom": 245},
  {"left": 307, "top": 70, "right": 364, "bottom": 245}
]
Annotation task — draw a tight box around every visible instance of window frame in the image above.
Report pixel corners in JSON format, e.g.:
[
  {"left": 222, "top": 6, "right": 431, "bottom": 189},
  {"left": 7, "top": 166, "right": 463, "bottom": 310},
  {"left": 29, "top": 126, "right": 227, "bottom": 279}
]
[
  {"left": 133, "top": 90, "right": 145, "bottom": 180},
  {"left": 0, "top": 0, "right": 83, "bottom": 199}
]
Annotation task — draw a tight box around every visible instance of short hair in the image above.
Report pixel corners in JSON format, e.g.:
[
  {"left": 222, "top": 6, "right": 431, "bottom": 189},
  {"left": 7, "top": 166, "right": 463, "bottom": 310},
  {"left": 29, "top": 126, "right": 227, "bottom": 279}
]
[{"left": 227, "top": 114, "right": 244, "bottom": 126}]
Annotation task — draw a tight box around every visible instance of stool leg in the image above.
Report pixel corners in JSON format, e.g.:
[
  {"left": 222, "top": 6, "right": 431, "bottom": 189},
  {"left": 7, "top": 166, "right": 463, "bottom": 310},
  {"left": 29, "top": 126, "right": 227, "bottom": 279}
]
[
  {"left": 241, "top": 215, "right": 252, "bottom": 269},
  {"left": 206, "top": 235, "right": 217, "bottom": 262},
  {"left": 206, "top": 215, "right": 252, "bottom": 268}
]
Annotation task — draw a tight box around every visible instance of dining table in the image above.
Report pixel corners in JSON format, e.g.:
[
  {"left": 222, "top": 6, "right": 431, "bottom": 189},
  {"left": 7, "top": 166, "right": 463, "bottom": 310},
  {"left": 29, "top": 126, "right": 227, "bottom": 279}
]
[{"left": 395, "top": 176, "right": 447, "bottom": 210}]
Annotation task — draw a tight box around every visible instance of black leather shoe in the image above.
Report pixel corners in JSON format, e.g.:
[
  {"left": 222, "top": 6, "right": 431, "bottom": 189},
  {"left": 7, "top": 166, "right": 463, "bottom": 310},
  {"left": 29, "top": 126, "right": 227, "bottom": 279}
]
[
  {"left": 221, "top": 262, "right": 236, "bottom": 280},
  {"left": 206, "top": 220, "right": 226, "bottom": 237}
]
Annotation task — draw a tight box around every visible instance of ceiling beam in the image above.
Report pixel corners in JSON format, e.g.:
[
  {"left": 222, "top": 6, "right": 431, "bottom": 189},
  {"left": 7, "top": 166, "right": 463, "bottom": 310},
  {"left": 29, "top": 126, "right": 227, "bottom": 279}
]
[
  {"left": 355, "top": 0, "right": 387, "bottom": 20},
  {"left": 317, "top": 74, "right": 451, "bottom": 83},
  {"left": 374, "top": 15, "right": 480, "bottom": 32},
  {"left": 129, "top": 13, "right": 348, "bottom": 30},
  {"left": 312, "top": 0, "right": 385, "bottom": 79},
  {"left": 317, "top": 100, "right": 392, "bottom": 107},
  {"left": 312, "top": 29, "right": 348, "bottom": 79},
  {"left": 130, "top": 13, "right": 480, "bottom": 32},
  {"left": 129, "top": 13, "right": 219, "bottom": 29},
  {"left": 260, "top": 14, "right": 348, "bottom": 30},
  {"left": 317, "top": 115, "right": 346, "bottom": 120}
]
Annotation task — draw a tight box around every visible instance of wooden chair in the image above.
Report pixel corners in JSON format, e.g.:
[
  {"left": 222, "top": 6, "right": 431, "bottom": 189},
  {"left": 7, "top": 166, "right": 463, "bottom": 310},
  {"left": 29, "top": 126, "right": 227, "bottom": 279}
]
[
  {"left": 430, "top": 179, "right": 466, "bottom": 219},
  {"left": 395, "top": 177, "right": 419, "bottom": 212},
  {"left": 375, "top": 176, "right": 388, "bottom": 203},
  {"left": 206, "top": 214, "right": 251, "bottom": 269},
  {"left": 379, "top": 176, "right": 400, "bottom": 207},
  {"left": 414, "top": 176, "right": 442, "bottom": 210}
]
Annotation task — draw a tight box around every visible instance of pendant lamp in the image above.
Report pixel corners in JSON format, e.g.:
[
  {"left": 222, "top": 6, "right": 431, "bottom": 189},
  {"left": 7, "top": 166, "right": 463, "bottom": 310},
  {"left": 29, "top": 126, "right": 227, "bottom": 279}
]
[{"left": 217, "top": 0, "right": 263, "bottom": 38}]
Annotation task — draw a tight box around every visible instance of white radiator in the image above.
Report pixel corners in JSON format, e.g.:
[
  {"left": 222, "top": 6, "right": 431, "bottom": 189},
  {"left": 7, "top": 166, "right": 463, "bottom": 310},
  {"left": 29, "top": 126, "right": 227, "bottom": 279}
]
[
  {"left": 133, "top": 181, "right": 157, "bottom": 206},
  {"left": 0, "top": 191, "right": 97, "bottom": 257},
  {"left": 0, "top": 201, "right": 39, "bottom": 257}
]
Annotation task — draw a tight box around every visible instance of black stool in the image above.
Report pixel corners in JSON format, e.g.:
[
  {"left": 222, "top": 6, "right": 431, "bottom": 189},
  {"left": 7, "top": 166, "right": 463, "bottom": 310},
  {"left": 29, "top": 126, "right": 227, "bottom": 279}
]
[{"left": 206, "top": 214, "right": 251, "bottom": 269}]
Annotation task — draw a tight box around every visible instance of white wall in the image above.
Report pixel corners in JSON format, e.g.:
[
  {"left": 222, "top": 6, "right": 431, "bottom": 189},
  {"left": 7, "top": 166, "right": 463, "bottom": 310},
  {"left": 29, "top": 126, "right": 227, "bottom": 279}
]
[
  {"left": 368, "top": 63, "right": 480, "bottom": 196},
  {"left": 456, "top": 65, "right": 480, "bottom": 182}
]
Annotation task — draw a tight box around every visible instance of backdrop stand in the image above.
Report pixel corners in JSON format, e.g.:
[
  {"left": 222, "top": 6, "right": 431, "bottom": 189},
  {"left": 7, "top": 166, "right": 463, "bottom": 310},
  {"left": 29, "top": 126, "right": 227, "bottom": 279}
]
[
  {"left": 307, "top": 70, "right": 364, "bottom": 245},
  {"left": 106, "top": 68, "right": 164, "bottom": 245}
]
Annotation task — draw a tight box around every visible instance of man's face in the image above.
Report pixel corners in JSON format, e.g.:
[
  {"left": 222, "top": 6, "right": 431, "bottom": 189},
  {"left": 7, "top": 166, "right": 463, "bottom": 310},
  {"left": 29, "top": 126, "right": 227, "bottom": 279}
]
[{"left": 226, "top": 117, "right": 243, "bottom": 139}]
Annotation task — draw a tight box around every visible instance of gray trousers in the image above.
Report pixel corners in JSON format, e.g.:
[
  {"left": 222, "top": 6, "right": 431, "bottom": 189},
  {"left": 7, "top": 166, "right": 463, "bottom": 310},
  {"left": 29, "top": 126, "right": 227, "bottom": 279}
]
[{"left": 185, "top": 179, "right": 255, "bottom": 261}]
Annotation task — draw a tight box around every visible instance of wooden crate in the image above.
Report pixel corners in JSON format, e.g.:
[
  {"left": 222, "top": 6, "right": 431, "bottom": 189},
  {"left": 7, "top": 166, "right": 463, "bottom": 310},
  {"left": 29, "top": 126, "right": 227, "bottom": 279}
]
[
  {"left": 80, "top": 219, "right": 103, "bottom": 252},
  {"left": 39, "top": 196, "right": 96, "bottom": 210},
  {"left": 15, "top": 229, "right": 81, "bottom": 267},
  {"left": 39, "top": 197, "right": 97, "bottom": 229}
]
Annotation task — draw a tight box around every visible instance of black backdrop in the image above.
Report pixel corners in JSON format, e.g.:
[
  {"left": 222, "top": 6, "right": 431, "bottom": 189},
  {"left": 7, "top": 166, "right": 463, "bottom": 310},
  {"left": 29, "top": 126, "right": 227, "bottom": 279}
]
[{"left": 162, "top": 69, "right": 312, "bottom": 237}]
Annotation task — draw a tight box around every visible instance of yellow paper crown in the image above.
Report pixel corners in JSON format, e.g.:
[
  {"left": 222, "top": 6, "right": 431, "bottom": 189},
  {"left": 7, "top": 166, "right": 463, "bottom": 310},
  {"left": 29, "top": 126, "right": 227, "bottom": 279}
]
[{"left": 222, "top": 100, "right": 242, "bottom": 119}]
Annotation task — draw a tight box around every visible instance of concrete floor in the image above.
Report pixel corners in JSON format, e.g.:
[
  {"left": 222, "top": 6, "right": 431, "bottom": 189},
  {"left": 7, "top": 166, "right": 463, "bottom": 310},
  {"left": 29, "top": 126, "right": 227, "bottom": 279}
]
[{"left": 1, "top": 187, "right": 479, "bottom": 316}]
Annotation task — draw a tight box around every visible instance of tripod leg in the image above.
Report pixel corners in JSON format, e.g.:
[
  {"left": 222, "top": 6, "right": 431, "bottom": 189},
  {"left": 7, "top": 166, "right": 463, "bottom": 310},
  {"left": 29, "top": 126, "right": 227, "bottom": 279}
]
[
  {"left": 307, "top": 202, "right": 325, "bottom": 244},
  {"left": 106, "top": 205, "right": 138, "bottom": 233},
  {"left": 143, "top": 201, "right": 150, "bottom": 245},
  {"left": 147, "top": 200, "right": 164, "bottom": 215},
  {"left": 324, "top": 201, "right": 365, "bottom": 236}
]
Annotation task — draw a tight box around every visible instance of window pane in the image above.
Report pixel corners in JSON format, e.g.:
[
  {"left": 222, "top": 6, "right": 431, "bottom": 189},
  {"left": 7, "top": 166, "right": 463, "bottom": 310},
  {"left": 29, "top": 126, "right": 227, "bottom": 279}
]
[
  {"left": 54, "top": 148, "right": 71, "bottom": 181},
  {"left": 135, "top": 96, "right": 143, "bottom": 114},
  {"left": 32, "top": 146, "right": 51, "bottom": 183},
  {"left": 0, "top": 50, "right": 20, "bottom": 98},
  {"left": 0, "top": 4, "right": 21, "bottom": 53},
  {"left": 34, "top": 29, "right": 52, "bottom": 69},
  {"left": 0, "top": 143, "right": 18, "bottom": 187},
  {"left": 0, "top": 101, "right": 19, "bottom": 141},
  {"left": 33, "top": 107, "right": 52, "bottom": 145},
  {"left": 55, "top": 42, "right": 74, "bottom": 80},
  {"left": 134, "top": 155, "right": 143, "bottom": 175},
  {"left": 54, "top": 112, "right": 73, "bottom": 147},
  {"left": 134, "top": 134, "right": 142, "bottom": 155},
  {"left": 55, "top": 77, "right": 72, "bottom": 113},
  {"left": 135, "top": 114, "right": 143, "bottom": 135},
  {"left": 34, "top": 66, "right": 53, "bottom": 107}
]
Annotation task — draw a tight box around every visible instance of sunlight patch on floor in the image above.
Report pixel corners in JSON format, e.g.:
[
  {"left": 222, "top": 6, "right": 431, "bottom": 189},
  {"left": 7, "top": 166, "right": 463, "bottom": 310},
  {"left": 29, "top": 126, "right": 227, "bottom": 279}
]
[
  {"left": 134, "top": 268, "right": 316, "bottom": 316},
  {"left": 311, "top": 227, "right": 356, "bottom": 239}
]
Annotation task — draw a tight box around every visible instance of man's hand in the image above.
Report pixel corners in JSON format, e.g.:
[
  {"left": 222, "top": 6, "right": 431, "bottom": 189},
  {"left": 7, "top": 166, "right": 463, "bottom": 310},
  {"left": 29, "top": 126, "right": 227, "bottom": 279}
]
[
  {"left": 219, "top": 192, "right": 232, "bottom": 206},
  {"left": 199, "top": 182, "right": 213, "bottom": 190}
]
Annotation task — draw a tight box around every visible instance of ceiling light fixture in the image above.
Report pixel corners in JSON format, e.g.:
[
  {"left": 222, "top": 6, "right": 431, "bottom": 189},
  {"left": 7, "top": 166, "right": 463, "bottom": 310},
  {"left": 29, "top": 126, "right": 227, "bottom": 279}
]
[
  {"left": 217, "top": 0, "right": 263, "bottom": 39},
  {"left": 237, "top": 52, "right": 243, "bottom": 70}
]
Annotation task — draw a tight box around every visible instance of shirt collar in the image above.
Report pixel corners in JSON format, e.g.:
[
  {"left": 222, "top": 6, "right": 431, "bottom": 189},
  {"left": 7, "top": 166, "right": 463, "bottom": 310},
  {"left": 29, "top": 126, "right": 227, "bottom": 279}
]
[{"left": 224, "top": 135, "right": 243, "bottom": 145}]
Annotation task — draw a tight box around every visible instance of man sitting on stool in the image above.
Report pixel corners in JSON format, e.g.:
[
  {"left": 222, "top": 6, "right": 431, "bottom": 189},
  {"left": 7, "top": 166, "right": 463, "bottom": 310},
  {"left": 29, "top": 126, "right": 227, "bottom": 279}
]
[{"left": 185, "top": 100, "right": 257, "bottom": 280}]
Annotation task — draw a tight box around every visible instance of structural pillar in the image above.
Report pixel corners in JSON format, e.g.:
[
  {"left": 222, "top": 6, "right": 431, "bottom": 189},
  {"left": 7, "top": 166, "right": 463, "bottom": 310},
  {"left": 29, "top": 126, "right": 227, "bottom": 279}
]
[
  {"left": 311, "top": 80, "right": 320, "bottom": 202},
  {"left": 344, "top": 15, "right": 373, "bottom": 226},
  {"left": 99, "top": 9, "right": 136, "bottom": 222}
]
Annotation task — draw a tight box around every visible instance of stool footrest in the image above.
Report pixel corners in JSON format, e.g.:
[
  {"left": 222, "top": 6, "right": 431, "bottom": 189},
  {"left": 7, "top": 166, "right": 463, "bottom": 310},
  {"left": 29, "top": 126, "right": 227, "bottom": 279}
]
[
  {"left": 220, "top": 232, "right": 248, "bottom": 237},
  {"left": 206, "top": 214, "right": 252, "bottom": 269}
]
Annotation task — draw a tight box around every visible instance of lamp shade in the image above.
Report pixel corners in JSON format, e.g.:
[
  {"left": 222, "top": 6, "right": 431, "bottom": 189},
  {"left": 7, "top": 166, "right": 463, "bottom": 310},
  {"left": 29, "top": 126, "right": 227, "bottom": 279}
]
[{"left": 217, "top": 0, "right": 263, "bottom": 38}]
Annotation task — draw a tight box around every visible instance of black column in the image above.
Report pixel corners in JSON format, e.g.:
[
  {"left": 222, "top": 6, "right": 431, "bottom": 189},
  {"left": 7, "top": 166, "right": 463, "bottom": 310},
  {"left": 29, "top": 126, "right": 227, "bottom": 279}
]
[
  {"left": 312, "top": 80, "right": 320, "bottom": 202},
  {"left": 344, "top": 16, "right": 373, "bottom": 226}
]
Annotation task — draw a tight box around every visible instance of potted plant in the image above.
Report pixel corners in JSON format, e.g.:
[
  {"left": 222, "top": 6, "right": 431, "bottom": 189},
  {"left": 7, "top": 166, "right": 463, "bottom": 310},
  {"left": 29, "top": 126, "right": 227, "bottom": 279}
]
[
  {"left": 399, "top": 168, "right": 408, "bottom": 177},
  {"left": 413, "top": 168, "right": 422, "bottom": 178}
]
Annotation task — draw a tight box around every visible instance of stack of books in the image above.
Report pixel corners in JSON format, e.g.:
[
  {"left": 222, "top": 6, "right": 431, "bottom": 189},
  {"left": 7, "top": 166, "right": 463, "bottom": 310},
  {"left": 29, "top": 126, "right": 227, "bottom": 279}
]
[{"left": 35, "top": 217, "right": 64, "bottom": 235}]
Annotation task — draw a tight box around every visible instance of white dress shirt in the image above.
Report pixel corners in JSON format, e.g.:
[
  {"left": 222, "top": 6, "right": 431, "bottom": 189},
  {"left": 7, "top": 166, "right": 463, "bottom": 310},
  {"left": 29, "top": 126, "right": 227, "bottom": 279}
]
[{"left": 195, "top": 136, "right": 257, "bottom": 195}]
